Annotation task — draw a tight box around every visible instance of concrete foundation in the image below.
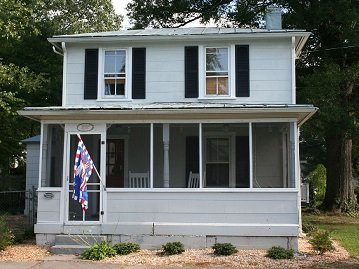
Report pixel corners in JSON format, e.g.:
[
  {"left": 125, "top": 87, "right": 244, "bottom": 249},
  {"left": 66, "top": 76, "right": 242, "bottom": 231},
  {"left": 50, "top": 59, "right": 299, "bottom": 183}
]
[{"left": 39, "top": 233, "right": 298, "bottom": 252}]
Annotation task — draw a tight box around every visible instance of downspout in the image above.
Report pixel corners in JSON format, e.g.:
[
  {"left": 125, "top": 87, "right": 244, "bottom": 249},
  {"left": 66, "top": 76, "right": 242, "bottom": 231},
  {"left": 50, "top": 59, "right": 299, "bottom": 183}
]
[
  {"left": 52, "top": 42, "right": 63, "bottom": 56},
  {"left": 61, "top": 42, "right": 67, "bottom": 107},
  {"left": 50, "top": 42, "right": 67, "bottom": 107}
]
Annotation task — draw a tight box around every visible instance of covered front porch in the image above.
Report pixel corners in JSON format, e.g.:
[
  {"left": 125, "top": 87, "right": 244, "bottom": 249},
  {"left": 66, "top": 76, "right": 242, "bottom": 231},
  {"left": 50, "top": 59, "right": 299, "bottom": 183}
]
[{"left": 19, "top": 104, "right": 316, "bottom": 249}]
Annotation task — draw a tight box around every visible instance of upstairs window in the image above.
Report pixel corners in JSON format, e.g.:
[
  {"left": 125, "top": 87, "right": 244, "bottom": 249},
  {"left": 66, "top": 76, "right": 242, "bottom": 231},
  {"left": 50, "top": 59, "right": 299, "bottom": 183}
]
[
  {"left": 205, "top": 47, "right": 229, "bottom": 96},
  {"left": 104, "top": 50, "right": 126, "bottom": 97}
]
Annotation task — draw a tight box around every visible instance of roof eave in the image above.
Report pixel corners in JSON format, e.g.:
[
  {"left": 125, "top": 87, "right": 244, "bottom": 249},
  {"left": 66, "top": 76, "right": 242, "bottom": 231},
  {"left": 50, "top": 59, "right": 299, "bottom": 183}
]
[
  {"left": 18, "top": 106, "right": 318, "bottom": 123},
  {"left": 47, "top": 31, "right": 311, "bottom": 44}
]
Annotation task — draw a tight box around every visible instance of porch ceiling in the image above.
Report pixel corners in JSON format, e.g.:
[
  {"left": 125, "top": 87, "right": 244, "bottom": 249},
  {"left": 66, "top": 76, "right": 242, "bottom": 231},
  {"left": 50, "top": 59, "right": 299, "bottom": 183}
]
[{"left": 18, "top": 103, "right": 317, "bottom": 126}]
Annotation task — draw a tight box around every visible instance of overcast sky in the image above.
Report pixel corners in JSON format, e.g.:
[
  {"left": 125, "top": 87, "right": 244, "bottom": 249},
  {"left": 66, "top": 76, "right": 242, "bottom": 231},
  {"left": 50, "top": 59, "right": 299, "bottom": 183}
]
[{"left": 111, "top": 0, "right": 131, "bottom": 29}]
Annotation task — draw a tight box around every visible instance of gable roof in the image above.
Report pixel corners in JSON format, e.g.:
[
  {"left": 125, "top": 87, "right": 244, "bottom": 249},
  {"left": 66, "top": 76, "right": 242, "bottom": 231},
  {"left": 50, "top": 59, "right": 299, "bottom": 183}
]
[{"left": 48, "top": 27, "right": 310, "bottom": 56}]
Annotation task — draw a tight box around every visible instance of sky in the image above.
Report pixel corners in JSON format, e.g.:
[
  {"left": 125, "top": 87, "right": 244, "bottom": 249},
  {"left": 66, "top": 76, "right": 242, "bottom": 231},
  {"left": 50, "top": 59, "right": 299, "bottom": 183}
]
[{"left": 111, "top": 0, "right": 131, "bottom": 29}]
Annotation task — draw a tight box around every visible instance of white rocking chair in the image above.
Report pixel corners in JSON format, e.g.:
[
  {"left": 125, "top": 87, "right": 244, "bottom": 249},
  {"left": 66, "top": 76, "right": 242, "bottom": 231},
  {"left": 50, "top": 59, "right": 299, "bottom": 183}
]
[
  {"left": 129, "top": 171, "right": 150, "bottom": 188},
  {"left": 187, "top": 171, "right": 200, "bottom": 188}
]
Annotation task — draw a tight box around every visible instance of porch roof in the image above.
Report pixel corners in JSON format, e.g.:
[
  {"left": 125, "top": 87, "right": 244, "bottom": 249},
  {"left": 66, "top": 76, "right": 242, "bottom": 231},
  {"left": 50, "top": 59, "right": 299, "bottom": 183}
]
[{"left": 18, "top": 103, "right": 317, "bottom": 126}]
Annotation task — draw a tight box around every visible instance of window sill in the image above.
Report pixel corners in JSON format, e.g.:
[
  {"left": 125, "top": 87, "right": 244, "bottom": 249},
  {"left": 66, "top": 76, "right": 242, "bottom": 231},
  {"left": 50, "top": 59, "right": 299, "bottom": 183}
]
[
  {"left": 198, "top": 97, "right": 237, "bottom": 101},
  {"left": 97, "top": 98, "right": 132, "bottom": 102}
]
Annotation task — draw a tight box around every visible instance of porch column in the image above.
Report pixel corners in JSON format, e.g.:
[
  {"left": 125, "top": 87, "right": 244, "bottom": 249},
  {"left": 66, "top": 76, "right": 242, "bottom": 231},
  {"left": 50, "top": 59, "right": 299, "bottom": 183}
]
[{"left": 163, "top": 123, "right": 170, "bottom": 188}]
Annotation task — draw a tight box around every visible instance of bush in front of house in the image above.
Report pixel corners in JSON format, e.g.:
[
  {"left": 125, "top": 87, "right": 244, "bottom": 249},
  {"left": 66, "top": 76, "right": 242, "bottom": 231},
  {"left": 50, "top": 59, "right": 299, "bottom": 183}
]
[
  {"left": 113, "top": 242, "right": 140, "bottom": 255},
  {"left": 212, "top": 243, "right": 238, "bottom": 256},
  {"left": 309, "top": 229, "right": 335, "bottom": 255},
  {"left": 302, "top": 221, "right": 318, "bottom": 234},
  {"left": 81, "top": 241, "right": 116, "bottom": 260},
  {"left": 266, "top": 246, "right": 294, "bottom": 259},
  {"left": 161, "top": 241, "right": 185, "bottom": 255},
  {"left": 0, "top": 216, "right": 15, "bottom": 250}
]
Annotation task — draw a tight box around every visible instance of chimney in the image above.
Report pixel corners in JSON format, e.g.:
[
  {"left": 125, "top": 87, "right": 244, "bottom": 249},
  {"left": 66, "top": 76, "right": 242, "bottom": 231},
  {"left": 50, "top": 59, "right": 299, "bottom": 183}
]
[{"left": 265, "top": 6, "right": 282, "bottom": 30}]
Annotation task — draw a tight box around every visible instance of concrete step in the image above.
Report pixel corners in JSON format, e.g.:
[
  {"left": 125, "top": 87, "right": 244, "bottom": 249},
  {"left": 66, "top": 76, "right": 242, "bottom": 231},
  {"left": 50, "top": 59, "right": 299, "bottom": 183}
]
[
  {"left": 54, "top": 235, "right": 107, "bottom": 246},
  {"left": 50, "top": 245, "right": 89, "bottom": 255}
]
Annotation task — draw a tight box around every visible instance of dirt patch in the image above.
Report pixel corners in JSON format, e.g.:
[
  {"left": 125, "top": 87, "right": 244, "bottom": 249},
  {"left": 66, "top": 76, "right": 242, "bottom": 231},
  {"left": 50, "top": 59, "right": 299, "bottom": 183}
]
[{"left": 0, "top": 244, "right": 50, "bottom": 261}]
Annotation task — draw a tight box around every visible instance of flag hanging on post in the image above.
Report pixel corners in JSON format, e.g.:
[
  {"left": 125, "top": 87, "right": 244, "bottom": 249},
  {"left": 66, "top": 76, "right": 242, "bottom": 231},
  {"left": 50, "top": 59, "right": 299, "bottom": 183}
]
[{"left": 73, "top": 135, "right": 93, "bottom": 211}]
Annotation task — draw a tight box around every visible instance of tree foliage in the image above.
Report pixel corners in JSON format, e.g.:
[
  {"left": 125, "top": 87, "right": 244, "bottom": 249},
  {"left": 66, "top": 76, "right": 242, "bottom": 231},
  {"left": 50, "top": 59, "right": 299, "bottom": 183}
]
[
  {"left": 127, "top": 0, "right": 271, "bottom": 29},
  {"left": 0, "top": 0, "right": 122, "bottom": 174}
]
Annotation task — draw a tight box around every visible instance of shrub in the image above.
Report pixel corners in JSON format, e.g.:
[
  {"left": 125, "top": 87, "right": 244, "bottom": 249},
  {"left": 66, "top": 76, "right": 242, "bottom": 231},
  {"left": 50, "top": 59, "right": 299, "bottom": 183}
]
[
  {"left": 266, "top": 246, "right": 294, "bottom": 260},
  {"left": 161, "top": 241, "right": 185, "bottom": 255},
  {"left": 212, "top": 243, "right": 238, "bottom": 256},
  {"left": 81, "top": 241, "right": 116, "bottom": 260},
  {"left": 302, "top": 221, "right": 318, "bottom": 234},
  {"left": 113, "top": 242, "right": 140, "bottom": 255},
  {"left": 307, "top": 164, "right": 326, "bottom": 207},
  {"left": 0, "top": 216, "right": 15, "bottom": 250},
  {"left": 309, "top": 230, "right": 335, "bottom": 255}
]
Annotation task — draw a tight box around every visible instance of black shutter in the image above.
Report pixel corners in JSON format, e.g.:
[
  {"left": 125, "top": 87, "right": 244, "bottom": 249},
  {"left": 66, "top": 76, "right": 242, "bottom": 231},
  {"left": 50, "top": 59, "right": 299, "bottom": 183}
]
[
  {"left": 235, "top": 45, "right": 250, "bottom": 97},
  {"left": 132, "top": 48, "right": 146, "bottom": 99},
  {"left": 84, "top": 49, "right": 99, "bottom": 100},
  {"left": 185, "top": 46, "right": 199, "bottom": 98},
  {"left": 236, "top": 136, "right": 250, "bottom": 188}
]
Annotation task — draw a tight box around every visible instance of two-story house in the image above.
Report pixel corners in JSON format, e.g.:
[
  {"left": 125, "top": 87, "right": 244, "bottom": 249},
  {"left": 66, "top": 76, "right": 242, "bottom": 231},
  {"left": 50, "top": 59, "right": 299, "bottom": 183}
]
[{"left": 19, "top": 12, "right": 316, "bottom": 251}]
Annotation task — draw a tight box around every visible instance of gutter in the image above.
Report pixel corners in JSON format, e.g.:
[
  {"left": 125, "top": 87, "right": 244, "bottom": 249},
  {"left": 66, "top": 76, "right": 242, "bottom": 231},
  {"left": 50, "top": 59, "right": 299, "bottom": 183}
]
[{"left": 47, "top": 31, "right": 311, "bottom": 44}]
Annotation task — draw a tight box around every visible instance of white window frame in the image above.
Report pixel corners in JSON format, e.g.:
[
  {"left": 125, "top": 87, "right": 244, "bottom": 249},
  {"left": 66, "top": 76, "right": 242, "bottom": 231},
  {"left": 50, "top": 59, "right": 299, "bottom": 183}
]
[
  {"left": 97, "top": 48, "right": 132, "bottom": 101},
  {"left": 198, "top": 45, "right": 236, "bottom": 100}
]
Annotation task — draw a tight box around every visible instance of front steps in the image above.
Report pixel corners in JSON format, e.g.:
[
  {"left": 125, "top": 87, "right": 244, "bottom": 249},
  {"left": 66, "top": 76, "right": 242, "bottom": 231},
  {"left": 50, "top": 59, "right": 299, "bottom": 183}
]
[{"left": 50, "top": 235, "right": 107, "bottom": 254}]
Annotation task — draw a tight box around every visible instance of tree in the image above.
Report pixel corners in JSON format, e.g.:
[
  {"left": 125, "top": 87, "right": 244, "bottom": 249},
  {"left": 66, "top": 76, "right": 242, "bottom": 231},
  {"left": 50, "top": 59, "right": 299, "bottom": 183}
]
[
  {"left": 0, "top": 0, "right": 122, "bottom": 174},
  {"left": 127, "top": 0, "right": 359, "bottom": 211}
]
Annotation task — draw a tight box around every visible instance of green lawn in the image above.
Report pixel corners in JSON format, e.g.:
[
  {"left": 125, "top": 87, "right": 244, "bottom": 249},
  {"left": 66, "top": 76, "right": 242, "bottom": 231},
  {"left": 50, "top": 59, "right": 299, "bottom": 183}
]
[{"left": 303, "top": 213, "right": 359, "bottom": 257}]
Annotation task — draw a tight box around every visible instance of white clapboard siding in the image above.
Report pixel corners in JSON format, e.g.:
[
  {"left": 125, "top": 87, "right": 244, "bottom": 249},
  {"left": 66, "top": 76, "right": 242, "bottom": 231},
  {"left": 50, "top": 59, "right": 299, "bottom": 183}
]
[
  {"left": 105, "top": 191, "right": 297, "bottom": 226},
  {"left": 64, "top": 38, "right": 294, "bottom": 105},
  {"left": 37, "top": 190, "right": 61, "bottom": 222}
]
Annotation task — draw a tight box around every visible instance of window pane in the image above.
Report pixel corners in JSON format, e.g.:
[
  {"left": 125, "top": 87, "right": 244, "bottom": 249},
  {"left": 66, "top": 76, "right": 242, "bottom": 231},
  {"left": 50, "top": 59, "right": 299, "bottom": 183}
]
[
  {"left": 206, "top": 77, "right": 217, "bottom": 95},
  {"left": 115, "top": 79, "right": 125, "bottom": 95},
  {"left": 104, "top": 50, "right": 125, "bottom": 75},
  {"left": 206, "top": 48, "right": 228, "bottom": 72},
  {"left": 105, "top": 52, "right": 116, "bottom": 73},
  {"left": 104, "top": 78, "right": 125, "bottom": 96},
  {"left": 115, "top": 51, "right": 126, "bottom": 73},
  {"left": 104, "top": 79, "right": 115, "bottom": 95},
  {"left": 205, "top": 76, "right": 228, "bottom": 96},
  {"left": 218, "top": 77, "right": 228, "bottom": 95}
]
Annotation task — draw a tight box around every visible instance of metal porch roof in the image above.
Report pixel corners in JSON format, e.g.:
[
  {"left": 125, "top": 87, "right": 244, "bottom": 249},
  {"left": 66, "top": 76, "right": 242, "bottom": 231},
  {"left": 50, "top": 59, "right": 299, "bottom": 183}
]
[{"left": 19, "top": 103, "right": 317, "bottom": 126}]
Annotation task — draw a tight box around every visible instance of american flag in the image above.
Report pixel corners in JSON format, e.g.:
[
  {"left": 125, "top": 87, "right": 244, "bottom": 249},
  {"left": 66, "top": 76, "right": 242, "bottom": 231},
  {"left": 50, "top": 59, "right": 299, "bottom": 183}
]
[{"left": 72, "top": 136, "right": 93, "bottom": 211}]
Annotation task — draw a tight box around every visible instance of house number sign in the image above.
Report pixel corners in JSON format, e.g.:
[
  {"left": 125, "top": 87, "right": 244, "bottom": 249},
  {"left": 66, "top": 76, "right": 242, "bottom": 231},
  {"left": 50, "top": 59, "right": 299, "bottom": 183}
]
[
  {"left": 43, "top": 192, "right": 54, "bottom": 199},
  {"left": 77, "top": 123, "right": 94, "bottom": 132}
]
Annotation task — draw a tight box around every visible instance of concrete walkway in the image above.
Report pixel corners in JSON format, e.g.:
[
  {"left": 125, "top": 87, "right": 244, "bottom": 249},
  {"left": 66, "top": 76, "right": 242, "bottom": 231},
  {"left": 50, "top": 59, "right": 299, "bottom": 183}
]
[{"left": 0, "top": 255, "right": 232, "bottom": 269}]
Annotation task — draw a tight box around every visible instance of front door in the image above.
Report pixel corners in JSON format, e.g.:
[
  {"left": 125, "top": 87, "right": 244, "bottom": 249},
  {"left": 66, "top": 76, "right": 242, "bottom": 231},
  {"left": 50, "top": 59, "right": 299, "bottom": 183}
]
[
  {"left": 106, "top": 139, "right": 125, "bottom": 188},
  {"left": 67, "top": 133, "right": 102, "bottom": 222}
]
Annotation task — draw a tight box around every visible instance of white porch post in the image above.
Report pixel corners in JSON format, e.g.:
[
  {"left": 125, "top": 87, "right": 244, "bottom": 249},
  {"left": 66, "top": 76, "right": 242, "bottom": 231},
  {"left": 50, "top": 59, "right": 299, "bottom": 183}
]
[
  {"left": 199, "top": 123, "right": 203, "bottom": 188},
  {"left": 150, "top": 123, "right": 154, "bottom": 188},
  {"left": 163, "top": 123, "right": 170, "bottom": 188}
]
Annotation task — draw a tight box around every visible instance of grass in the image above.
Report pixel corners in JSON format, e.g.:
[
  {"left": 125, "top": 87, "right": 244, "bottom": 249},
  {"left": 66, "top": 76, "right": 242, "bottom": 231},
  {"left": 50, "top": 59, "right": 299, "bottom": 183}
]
[{"left": 303, "top": 213, "right": 359, "bottom": 257}]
